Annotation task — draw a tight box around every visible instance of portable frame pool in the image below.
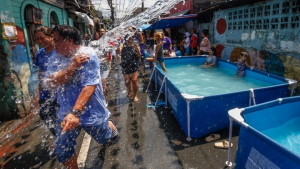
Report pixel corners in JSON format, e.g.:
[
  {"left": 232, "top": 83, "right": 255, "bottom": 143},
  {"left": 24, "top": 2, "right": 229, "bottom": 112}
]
[
  {"left": 147, "top": 56, "right": 296, "bottom": 140},
  {"left": 226, "top": 96, "right": 300, "bottom": 168}
]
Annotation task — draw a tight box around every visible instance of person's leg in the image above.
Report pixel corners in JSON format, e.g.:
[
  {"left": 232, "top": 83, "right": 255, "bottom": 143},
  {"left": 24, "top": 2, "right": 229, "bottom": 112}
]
[
  {"left": 101, "top": 78, "right": 107, "bottom": 99},
  {"left": 159, "top": 61, "right": 167, "bottom": 72},
  {"left": 130, "top": 71, "right": 139, "bottom": 102},
  {"left": 55, "top": 119, "right": 81, "bottom": 168},
  {"left": 63, "top": 154, "right": 78, "bottom": 169},
  {"left": 82, "top": 120, "right": 114, "bottom": 144},
  {"left": 123, "top": 74, "right": 132, "bottom": 97},
  {"left": 39, "top": 98, "right": 57, "bottom": 136},
  {"left": 146, "top": 57, "right": 154, "bottom": 62},
  {"left": 141, "top": 57, "right": 146, "bottom": 74}
]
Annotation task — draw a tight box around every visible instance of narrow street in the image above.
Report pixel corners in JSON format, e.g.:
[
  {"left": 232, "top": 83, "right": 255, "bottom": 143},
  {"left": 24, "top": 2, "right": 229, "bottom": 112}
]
[{"left": 0, "top": 62, "right": 240, "bottom": 169}]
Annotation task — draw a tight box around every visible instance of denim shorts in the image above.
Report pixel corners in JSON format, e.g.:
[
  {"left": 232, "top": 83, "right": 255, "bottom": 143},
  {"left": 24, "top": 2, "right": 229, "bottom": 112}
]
[{"left": 55, "top": 119, "right": 112, "bottom": 163}]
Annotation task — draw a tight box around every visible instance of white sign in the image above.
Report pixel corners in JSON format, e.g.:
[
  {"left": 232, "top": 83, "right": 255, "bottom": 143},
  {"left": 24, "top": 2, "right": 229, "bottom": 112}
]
[{"left": 4, "top": 25, "right": 15, "bottom": 37}]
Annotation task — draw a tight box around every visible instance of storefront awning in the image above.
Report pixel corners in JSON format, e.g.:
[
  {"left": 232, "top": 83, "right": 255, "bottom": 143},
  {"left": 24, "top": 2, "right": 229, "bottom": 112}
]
[
  {"left": 146, "top": 14, "right": 198, "bottom": 30},
  {"left": 73, "top": 11, "right": 94, "bottom": 26}
]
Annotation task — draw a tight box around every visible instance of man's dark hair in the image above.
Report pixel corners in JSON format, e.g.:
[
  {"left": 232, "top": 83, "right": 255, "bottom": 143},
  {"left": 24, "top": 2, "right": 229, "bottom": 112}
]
[
  {"left": 163, "top": 31, "right": 169, "bottom": 37},
  {"left": 53, "top": 25, "right": 82, "bottom": 45}
]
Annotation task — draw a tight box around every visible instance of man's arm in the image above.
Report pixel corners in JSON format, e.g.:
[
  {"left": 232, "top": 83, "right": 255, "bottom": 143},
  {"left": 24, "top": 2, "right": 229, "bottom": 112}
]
[
  {"left": 46, "top": 53, "right": 90, "bottom": 89},
  {"left": 62, "top": 85, "right": 96, "bottom": 132}
]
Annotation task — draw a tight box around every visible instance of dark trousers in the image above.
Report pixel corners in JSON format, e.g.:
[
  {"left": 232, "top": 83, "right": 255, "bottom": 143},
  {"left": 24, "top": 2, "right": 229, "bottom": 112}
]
[{"left": 39, "top": 98, "right": 59, "bottom": 136}]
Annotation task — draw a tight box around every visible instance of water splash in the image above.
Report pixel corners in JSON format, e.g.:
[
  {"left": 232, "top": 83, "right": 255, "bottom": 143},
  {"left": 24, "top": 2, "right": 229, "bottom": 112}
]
[{"left": 91, "top": 0, "right": 185, "bottom": 60}]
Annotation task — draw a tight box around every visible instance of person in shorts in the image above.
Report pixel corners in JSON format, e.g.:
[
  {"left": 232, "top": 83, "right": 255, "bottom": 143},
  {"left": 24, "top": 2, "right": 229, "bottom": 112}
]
[{"left": 45, "top": 25, "right": 118, "bottom": 168}]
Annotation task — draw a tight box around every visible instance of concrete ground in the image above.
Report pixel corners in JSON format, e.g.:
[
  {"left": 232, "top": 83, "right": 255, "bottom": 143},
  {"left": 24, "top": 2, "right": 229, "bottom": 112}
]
[{"left": 0, "top": 62, "right": 240, "bottom": 169}]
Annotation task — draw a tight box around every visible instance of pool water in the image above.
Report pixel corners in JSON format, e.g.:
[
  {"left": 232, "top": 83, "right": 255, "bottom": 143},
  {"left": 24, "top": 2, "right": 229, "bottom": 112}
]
[
  {"left": 161, "top": 64, "right": 273, "bottom": 96},
  {"left": 261, "top": 116, "right": 300, "bottom": 156}
]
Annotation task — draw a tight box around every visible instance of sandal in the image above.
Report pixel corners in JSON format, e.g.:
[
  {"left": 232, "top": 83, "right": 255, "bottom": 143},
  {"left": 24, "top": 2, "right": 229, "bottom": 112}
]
[
  {"left": 109, "top": 119, "right": 119, "bottom": 142},
  {"left": 205, "top": 134, "right": 220, "bottom": 142},
  {"left": 214, "top": 140, "right": 233, "bottom": 149}
]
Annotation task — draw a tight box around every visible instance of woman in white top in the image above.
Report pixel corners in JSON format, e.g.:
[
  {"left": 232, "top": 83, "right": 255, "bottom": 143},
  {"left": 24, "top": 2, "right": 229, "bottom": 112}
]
[
  {"left": 199, "top": 29, "right": 211, "bottom": 55},
  {"left": 184, "top": 32, "right": 191, "bottom": 56},
  {"left": 147, "top": 39, "right": 156, "bottom": 57}
]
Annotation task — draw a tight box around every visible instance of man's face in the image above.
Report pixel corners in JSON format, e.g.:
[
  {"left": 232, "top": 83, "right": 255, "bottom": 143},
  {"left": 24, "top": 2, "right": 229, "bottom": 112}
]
[
  {"left": 53, "top": 31, "right": 71, "bottom": 56},
  {"left": 100, "top": 29, "right": 105, "bottom": 36}
]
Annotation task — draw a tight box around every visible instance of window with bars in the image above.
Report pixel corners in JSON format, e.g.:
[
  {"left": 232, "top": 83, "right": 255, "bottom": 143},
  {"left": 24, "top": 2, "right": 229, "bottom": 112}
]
[
  {"left": 244, "top": 20, "right": 249, "bottom": 30},
  {"left": 244, "top": 9, "right": 249, "bottom": 19},
  {"left": 233, "top": 11, "right": 237, "bottom": 20},
  {"left": 256, "top": 20, "right": 262, "bottom": 29},
  {"left": 273, "top": 3, "right": 280, "bottom": 15},
  {"left": 280, "top": 17, "right": 288, "bottom": 29},
  {"left": 238, "top": 10, "right": 243, "bottom": 19},
  {"left": 291, "top": 16, "right": 299, "bottom": 28},
  {"left": 250, "top": 20, "right": 255, "bottom": 29},
  {"left": 282, "top": 2, "right": 290, "bottom": 14},
  {"left": 263, "top": 19, "right": 270, "bottom": 29},
  {"left": 271, "top": 18, "right": 279, "bottom": 29},
  {"left": 238, "top": 21, "right": 243, "bottom": 30},
  {"left": 250, "top": 8, "right": 256, "bottom": 18},
  {"left": 233, "top": 22, "right": 237, "bottom": 30},
  {"left": 229, "top": 12, "right": 232, "bottom": 20},
  {"left": 291, "top": 0, "right": 300, "bottom": 14},
  {"left": 265, "top": 5, "right": 271, "bottom": 16},
  {"left": 228, "top": 22, "right": 232, "bottom": 30},
  {"left": 257, "top": 6, "right": 263, "bottom": 17}
]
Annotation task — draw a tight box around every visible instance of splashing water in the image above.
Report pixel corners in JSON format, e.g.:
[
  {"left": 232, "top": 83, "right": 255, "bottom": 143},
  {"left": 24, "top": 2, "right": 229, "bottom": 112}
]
[{"left": 90, "top": 0, "right": 185, "bottom": 59}]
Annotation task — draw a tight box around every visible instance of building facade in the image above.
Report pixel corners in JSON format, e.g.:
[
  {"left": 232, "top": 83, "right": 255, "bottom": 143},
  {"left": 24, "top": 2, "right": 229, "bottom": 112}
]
[
  {"left": 195, "top": 0, "right": 300, "bottom": 93},
  {"left": 0, "top": 0, "right": 92, "bottom": 121}
]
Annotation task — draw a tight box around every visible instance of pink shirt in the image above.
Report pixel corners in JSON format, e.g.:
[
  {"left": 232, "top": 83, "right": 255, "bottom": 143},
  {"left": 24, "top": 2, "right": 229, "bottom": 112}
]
[{"left": 200, "top": 37, "right": 211, "bottom": 52}]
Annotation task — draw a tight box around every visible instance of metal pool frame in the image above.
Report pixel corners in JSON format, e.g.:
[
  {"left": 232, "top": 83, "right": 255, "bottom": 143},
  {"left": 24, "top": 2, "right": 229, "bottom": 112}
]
[
  {"left": 227, "top": 96, "right": 300, "bottom": 168},
  {"left": 147, "top": 56, "right": 296, "bottom": 141}
]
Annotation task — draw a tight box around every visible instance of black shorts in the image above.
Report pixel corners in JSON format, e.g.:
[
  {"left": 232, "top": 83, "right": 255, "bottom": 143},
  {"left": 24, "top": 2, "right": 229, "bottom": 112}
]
[{"left": 122, "top": 66, "right": 138, "bottom": 74}]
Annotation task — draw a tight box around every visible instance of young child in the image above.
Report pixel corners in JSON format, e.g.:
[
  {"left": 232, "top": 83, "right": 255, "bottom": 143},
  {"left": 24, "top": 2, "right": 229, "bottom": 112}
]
[{"left": 236, "top": 52, "right": 253, "bottom": 77}]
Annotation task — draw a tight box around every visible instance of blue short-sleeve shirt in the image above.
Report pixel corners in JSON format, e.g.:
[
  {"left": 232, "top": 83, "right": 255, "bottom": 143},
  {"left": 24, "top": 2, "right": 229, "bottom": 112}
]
[
  {"left": 46, "top": 47, "right": 110, "bottom": 126},
  {"left": 34, "top": 48, "right": 57, "bottom": 100}
]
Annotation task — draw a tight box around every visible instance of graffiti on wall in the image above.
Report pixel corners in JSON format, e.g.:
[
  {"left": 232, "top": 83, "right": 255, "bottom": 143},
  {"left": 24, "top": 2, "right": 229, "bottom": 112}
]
[{"left": 0, "top": 26, "right": 33, "bottom": 121}]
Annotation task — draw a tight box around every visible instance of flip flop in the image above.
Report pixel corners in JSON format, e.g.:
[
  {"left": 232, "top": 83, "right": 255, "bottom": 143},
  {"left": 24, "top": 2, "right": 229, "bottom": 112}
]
[
  {"left": 109, "top": 119, "right": 119, "bottom": 142},
  {"left": 214, "top": 140, "right": 233, "bottom": 149},
  {"left": 205, "top": 134, "right": 220, "bottom": 142}
]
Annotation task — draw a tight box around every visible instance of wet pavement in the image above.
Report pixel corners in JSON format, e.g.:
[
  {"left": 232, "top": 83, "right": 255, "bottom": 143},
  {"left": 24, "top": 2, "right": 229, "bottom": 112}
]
[{"left": 0, "top": 61, "right": 240, "bottom": 169}]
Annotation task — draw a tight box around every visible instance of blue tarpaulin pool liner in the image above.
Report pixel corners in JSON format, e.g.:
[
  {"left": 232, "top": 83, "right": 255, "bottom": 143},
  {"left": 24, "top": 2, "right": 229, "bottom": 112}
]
[
  {"left": 151, "top": 56, "right": 290, "bottom": 138},
  {"left": 146, "top": 14, "right": 198, "bottom": 30},
  {"left": 230, "top": 97, "right": 300, "bottom": 168}
]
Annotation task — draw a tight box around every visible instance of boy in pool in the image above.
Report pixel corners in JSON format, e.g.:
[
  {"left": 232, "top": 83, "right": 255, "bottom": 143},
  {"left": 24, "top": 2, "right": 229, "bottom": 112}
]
[{"left": 236, "top": 52, "right": 253, "bottom": 77}]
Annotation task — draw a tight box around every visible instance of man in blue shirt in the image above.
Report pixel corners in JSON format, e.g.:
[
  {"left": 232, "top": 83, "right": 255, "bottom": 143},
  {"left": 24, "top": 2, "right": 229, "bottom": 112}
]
[{"left": 45, "top": 25, "right": 118, "bottom": 168}]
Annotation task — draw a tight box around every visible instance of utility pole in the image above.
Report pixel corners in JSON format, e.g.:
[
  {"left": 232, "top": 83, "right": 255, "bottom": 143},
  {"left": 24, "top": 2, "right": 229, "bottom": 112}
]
[{"left": 142, "top": 0, "right": 144, "bottom": 12}]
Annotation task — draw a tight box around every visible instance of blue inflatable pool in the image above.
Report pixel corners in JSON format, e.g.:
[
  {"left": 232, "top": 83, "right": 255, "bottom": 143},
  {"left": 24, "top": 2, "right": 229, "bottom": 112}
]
[
  {"left": 150, "top": 56, "right": 295, "bottom": 139},
  {"left": 227, "top": 96, "right": 300, "bottom": 168}
]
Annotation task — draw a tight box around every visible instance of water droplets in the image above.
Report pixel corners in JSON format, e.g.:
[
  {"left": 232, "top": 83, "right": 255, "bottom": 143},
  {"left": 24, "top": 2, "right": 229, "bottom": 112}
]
[
  {"left": 15, "top": 98, "right": 22, "bottom": 104},
  {"left": 34, "top": 109, "right": 39, "bottom": 115}
]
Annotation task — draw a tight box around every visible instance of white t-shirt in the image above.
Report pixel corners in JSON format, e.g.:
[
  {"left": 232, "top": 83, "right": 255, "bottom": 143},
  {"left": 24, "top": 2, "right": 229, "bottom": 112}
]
[
  {"left": 184, "top": 37, "right": 190, "bottom": 49},
  {"left": 149, "top": 45, "right": 156, "bottom": 57}
]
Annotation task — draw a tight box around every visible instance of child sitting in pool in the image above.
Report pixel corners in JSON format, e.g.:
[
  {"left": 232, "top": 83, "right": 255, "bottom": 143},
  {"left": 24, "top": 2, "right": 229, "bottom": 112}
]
[{"left": 236, "top": 52, "right": 253, "bottom": 77}]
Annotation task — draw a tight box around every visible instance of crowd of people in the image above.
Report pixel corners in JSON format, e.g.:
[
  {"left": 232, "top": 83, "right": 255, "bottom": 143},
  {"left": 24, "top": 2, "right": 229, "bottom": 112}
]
[{"left": 32, "top": 24, "right": 253, "bottom": 168}]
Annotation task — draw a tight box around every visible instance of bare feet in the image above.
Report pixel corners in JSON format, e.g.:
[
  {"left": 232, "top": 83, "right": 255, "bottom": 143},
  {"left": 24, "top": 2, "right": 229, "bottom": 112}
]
[
  {"left": 127, "top": 92, "right": 132, "bottom": 98},
  {"left": 134, "top": 97, "right": 139, "bottom": 102}
]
